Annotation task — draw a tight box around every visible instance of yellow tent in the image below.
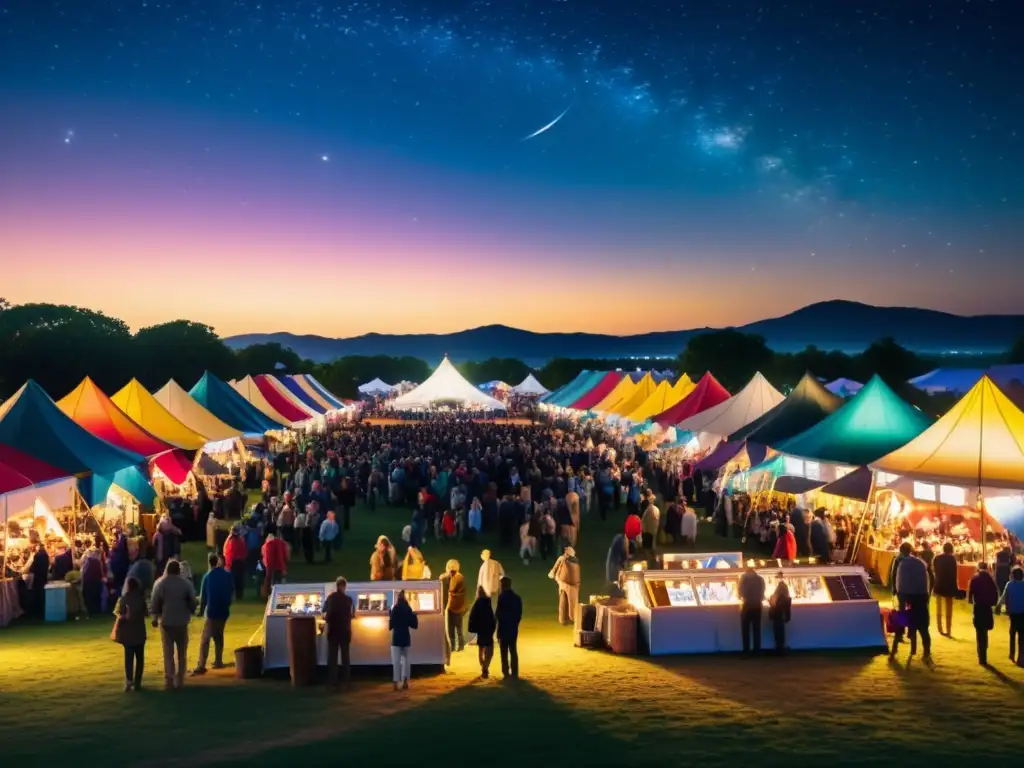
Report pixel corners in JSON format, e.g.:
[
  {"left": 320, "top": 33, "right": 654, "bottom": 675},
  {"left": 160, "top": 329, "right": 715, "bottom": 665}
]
[
  {"left": 608, "top": 372, "right": 659, "bottom": 416},
  {"left": 151, "top": 380, "right": 241, "bottom": 443},
  {"left": 672, "top": 373, "right": 696, "bottom": 399},
  {"left": 111, "top": 379, "right": 209, "bottom": 450},
  {"left": 592, "top": 374, "right": 638, "bottom": 413},
  {"left": 871, "top": 376, "right": 1024, "bottom": 490},
  {"left": 291, "top": 376, "right": 337, "bottom": 412},
  {"left": 622, "top": 374, "right": 695, "bottom": 423},
  {"left": 622, "top": 379, "right": 672, "bottom": 423},
  {"left": 231, "top": 376, "right": 306, "bottom": 427}
]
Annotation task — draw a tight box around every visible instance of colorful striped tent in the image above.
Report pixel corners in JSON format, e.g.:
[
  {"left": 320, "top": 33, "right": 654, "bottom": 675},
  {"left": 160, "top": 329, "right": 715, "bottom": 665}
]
[
  {"left": 303, "top": 375, "right": 345, "bottom": 409},
  {"left": 0, "top": 380, "right": 154, "bottom": 506},
  {"left": 232, "top": 375, "right": 310, "bottom": 426},
  {"left": 57, "top": 378, "right": 194, "bottom": 484},
  {"left": 111, "top": 379, "right": 209, "bottom": 450},
  {"left": 653, "top": 373, "right": 730, "bottom": 427},
  {"left": 0, "top": 444, "right": 67, "bottom": 495},
  {"left": 189, "top": 372, "right": 286, "bottom": 434},
  {"left": 254, "top": 375, "right": 320, "bottom": 419},
  {"left": 275, "top": 374, "right": 328, "bottom": 414},
  {"left": 287, "top": 375, "right": 338, "bottom": 412},
  {"left": 152, "top": 380, "right": 242, "bottom": 443},
  {"left": 569, "top": 372, "right": 624, "bottom": 411}
]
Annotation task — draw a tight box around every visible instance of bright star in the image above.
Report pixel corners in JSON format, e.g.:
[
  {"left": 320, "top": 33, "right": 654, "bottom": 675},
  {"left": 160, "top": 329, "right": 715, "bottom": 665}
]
[{"left": 320, "top": 154, "right": 329, "bottom": 162}]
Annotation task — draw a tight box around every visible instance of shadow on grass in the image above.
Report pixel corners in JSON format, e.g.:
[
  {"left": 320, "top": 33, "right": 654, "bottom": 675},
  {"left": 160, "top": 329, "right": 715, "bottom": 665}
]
[{"left": 189, "top": 678, "right": 637, "bottom": 767}]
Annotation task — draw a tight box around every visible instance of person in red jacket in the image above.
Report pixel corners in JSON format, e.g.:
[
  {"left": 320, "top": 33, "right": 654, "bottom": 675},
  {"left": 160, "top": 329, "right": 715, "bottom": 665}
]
[
  {"left": 222, "top": 526, "right": 248, "bottom": 601},
  {"left": 262, "top": 533, "right": 289, "bottom": 589},
  {"left": 772, "top": 517, "right": 797, "bottom": 562}
]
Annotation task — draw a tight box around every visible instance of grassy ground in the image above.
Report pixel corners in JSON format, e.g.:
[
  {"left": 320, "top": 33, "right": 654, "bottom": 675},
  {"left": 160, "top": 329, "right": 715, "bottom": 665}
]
[{"left": 2, "top": 500, "right": 1022, "bottom": 767}]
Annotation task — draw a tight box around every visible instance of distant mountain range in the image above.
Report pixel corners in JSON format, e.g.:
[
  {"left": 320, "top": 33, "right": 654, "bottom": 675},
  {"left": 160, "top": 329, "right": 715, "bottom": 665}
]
[{"left": 223, "top": 300, "right": 1024, "bottom": 364}]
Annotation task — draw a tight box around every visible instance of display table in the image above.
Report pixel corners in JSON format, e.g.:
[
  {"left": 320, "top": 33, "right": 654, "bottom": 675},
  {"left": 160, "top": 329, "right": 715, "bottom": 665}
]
[
  {"left": 264, "top": 580, "right": 447, "bottom": 670},
  {"left": 0, "top": 579, "right": 23, "bottom": 628},
  {"left": 623, "top": 565, "right": 886, "bottom": 655}
]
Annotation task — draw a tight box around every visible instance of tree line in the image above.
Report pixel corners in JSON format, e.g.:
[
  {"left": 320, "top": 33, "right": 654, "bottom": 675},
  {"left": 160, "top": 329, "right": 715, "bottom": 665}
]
[{"left": 0, "top": 301, "right": 1019, "bottom": 413}]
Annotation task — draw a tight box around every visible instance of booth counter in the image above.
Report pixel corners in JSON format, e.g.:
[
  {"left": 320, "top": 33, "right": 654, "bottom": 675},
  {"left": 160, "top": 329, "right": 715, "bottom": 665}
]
[
  {"left": 263, "top": 581, "right": 447, "bottom": 670},
  {"left": 623, "top": 565, "right": 886, "bottom": 655}
]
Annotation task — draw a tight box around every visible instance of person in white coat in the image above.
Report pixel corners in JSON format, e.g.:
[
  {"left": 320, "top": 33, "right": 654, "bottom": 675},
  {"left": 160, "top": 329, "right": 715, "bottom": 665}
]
[
  {"left": 477, "top": 550, "right": 505, "bottom": 598},
  {"left": 549, "top": 547, "right": 582, "bottom": 625},
  {"left": 681, "top": 505, "right": 698, "bottom": 546}
]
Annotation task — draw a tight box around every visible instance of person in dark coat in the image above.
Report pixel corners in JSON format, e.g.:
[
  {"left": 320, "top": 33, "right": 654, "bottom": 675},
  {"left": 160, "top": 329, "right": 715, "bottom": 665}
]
[
  {"left": 112, "top": 576, "right": 148, "bottom": 691},
  {"left": 467, "top": 586, "right": 496, "bottom": 678},
  {"left": 324, "top": 577, "right": 354, "bottom": 690},
  {"left": 931, "top": 542, "right": 958, "bottom": 636},
  {"left": 388, "top": 590, "right": 419, "bottom": 690},
  {"left": 495, "top": 577, "right": 522, "bottom": 679},
  {"left": 968, "top": 562, "right": 999, "bottom": 666}
]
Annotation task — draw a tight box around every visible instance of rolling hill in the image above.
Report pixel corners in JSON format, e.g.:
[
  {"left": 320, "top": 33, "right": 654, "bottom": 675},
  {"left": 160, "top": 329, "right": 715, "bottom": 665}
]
[{"left": 223, "top": 301, "right": 1024, "bottom": 363}]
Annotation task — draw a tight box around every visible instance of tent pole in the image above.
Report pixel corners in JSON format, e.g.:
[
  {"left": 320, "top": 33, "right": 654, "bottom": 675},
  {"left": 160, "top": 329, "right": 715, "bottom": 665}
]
[
  {"left": 848, "top": 471, "right": 877, "bottom": 566},
  {"left": 978, "top": 380, "right": 987, "bottom": 566}
]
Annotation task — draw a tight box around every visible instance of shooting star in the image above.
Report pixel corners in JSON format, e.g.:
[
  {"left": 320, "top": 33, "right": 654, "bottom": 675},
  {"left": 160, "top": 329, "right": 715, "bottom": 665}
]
[{"left": 522, "top": 106, "right": 571, "bottom": 141}]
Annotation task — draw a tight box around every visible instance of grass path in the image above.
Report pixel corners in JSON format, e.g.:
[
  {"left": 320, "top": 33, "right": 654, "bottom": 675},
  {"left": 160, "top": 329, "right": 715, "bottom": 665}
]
[{"left": 2, "top": 501, "right": 1022, "bottom": 766}]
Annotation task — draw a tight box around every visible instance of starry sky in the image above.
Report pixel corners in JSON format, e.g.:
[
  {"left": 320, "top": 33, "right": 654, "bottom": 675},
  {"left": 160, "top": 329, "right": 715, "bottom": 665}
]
[{"left": 1, "top": 1, "right": 1022, "bottom": 338}]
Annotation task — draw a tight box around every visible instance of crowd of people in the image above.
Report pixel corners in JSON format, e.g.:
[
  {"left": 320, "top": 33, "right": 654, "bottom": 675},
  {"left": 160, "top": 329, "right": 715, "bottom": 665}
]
[
  {"left": 11, "top": 411, "right": 1024, "bottom": 694},
  {"left": 888, "top": 541, "right": 1024, "bottom": 667}
]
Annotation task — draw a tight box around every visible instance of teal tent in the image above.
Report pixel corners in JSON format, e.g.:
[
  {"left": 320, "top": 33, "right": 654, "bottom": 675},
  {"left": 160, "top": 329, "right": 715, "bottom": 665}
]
[
  {"left": 549, "top": 371, "right": 606, "bottom": 408},
  {"left": 542, "top": 370, "right": 589, "bottom": 404},
  {"left": 774, "top": 375, "right": 934, "bottom": 466},
  {"left": 189, "top": 372, "right": 286, "bottom": 434},
  {"left": 0, "top": 380, "right": 155, "bottom": 506}
]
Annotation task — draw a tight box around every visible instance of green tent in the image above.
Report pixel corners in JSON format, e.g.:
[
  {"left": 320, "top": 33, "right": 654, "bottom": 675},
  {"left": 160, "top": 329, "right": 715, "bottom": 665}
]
[
  {"left": 0, "top": 380, "right": 155, "bottom": 506},
  {"left": 188, "top": 372, "right": 286, "bottom": 434},
  {"left": 729, "top": 372, "right": 843, "bottom": 446},
  {"left": 774, "top": 375, "right": 935, "bottom": 465}
]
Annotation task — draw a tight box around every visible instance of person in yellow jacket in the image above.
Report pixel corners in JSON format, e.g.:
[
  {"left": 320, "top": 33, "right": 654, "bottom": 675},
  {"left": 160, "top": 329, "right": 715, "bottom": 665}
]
[{"left": 402, "top": 546, "right": 427, "bottom": 579}]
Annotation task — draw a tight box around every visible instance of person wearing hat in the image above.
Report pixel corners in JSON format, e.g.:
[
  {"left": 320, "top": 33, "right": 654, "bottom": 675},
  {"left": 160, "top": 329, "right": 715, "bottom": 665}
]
[
  {"left": 549, "top": 546, "right": 582, "bottom": 625},
  {"left": 477, "top": 549, "right": 505, "bottom": 598}
]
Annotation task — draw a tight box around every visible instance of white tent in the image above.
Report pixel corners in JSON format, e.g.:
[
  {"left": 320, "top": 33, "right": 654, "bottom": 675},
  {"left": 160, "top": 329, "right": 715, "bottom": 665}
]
[
  {"left": 391, "top": 357, "right": 506, "bottom": 411},
  {"left": 511, "top": 374, "right": 550, "bottom": 396},
  {"left": 674, "top": 372, "right": 784, "bottom": 447},
  {"left": 358, "top": 378, "right": 394, "bottom": 396}
]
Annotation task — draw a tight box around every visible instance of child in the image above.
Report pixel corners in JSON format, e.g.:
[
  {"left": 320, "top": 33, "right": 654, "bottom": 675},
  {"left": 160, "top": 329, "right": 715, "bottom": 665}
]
[{"left": 520, "top": 521, "right": 537, "bottom": 565}]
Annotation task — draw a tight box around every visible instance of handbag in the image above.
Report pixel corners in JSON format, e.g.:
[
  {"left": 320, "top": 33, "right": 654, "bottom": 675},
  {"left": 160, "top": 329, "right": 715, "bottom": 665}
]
[{"left": 884, "top": 599, "right": 909, "bottom": 633}]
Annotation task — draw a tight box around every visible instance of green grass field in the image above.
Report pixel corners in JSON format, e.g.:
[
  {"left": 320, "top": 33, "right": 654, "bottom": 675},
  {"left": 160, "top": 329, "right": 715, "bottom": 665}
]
[{"left": 2, "top": 501, "right": 1022, "bottom": 767}]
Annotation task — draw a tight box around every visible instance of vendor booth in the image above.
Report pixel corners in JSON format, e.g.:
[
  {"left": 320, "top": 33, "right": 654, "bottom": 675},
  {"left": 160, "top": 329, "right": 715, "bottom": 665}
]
[
  {"left": 263, "top": 580, "right": 447, "bottom": 670},
  {"left": 622, "top": 565, "right": 885, "bottom": 655}
]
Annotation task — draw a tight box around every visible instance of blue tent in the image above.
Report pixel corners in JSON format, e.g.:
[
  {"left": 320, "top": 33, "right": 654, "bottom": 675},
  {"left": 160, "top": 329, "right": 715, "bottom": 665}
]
[
  {"left": 0, "top": 380, "right": 155, "bottom": 506},
  {"left": 189, "top": 372, "right": 286, "bottom": 433}
]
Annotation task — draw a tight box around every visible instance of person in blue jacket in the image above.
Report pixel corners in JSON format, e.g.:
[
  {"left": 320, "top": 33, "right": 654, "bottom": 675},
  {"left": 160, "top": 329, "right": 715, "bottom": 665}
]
[{"left": 192, "top": 554, "right": 233, "bottom": 675}]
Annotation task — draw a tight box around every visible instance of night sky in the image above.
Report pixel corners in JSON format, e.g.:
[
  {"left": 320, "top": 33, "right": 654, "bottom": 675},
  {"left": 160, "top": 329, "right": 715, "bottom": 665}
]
[{"left": 1, "top": 1, "right": 1022, "bottom": 337}]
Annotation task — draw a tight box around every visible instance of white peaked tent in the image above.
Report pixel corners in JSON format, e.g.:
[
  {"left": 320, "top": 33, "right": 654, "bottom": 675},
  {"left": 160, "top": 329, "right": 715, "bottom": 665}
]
[
  {"left": 675, "top": 372, "right": 784, "bottom": 447},
  {"left": 392, "top": 357, "right": 507, "bottom": 410},
  {"left": 358, "top": 378, "right": 394, "bottom": 396},
  {"left": 512, "top": 374, "right": 549, "bottom": 396}
]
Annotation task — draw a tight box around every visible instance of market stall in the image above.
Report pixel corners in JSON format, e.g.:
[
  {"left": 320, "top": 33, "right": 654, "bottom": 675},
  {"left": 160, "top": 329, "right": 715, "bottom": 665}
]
[
  {"left": 859, "top": 482, "right": 1009, "bottom": 590},
  {"left": 622, "top": 565, "right": 885, "bottom": 655},
  {"left": 263, "top": 580, "right": 446, "bottom": 670}
]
